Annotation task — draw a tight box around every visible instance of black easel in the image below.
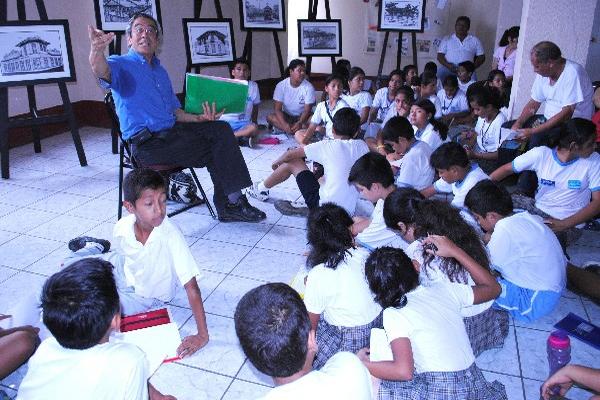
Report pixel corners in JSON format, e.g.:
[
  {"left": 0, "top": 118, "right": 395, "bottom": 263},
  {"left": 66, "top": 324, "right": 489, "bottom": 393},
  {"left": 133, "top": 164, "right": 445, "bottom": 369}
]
[
  {"left": 305, "top": 0, "right": 336, "bottom": 75},
  {"left": 240, "top": 25, "right": 285, "bottom": 78},
  {"left": 0, "top": 0, "right": 87, "bottom": 179},
  {"left": 375, "top": 31, "right": 418, "bottom": 88}
]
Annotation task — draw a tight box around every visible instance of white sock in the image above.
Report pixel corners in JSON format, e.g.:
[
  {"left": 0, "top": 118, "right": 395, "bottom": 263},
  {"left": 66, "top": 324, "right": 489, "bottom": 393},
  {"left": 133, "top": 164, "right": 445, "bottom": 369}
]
[{"left": 257, "top": 181, "right": 269, "bottom": 193}]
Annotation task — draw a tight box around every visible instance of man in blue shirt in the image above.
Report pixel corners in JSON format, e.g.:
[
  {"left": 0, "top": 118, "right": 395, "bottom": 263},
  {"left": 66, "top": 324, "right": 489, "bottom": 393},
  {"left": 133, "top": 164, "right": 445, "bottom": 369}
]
[{"left": 88, "top": 13, "right": 265, "bottom": 222}]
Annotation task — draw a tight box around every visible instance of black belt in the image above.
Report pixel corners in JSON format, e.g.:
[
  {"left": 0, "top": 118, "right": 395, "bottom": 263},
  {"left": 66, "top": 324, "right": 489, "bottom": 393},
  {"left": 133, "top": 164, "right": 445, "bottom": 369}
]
[{"left": 129, "top": 128, "right": 154, "bottom": 146}]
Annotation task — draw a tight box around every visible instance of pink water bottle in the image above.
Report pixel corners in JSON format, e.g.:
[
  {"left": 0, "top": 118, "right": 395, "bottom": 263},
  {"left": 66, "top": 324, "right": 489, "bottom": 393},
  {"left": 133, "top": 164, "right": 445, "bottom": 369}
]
[{"left": 547, "top": 330, "right": 571, "bottom": 393}]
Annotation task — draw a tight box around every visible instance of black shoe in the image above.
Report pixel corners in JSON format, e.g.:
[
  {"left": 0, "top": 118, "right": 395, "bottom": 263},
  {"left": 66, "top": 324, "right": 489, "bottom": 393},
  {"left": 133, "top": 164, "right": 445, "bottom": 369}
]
[
  {"left": 218, "top": 195, "right": 267, "bottom": 222},
  {"left": 68, "top": 236, "right": 111, "bottom": 253},
  {"left": 274, "top": 200, "right": 310, "bottom": 217}
]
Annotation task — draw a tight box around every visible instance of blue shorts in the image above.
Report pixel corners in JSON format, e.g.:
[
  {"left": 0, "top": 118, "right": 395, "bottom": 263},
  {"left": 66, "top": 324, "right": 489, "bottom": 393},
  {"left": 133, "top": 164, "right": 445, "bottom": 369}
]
[
  {"left": 493, "top": 278, "right": 561, "bottom": 323},
  {"left": 225, "top": 120, "right": 252, "bottom": 132}
]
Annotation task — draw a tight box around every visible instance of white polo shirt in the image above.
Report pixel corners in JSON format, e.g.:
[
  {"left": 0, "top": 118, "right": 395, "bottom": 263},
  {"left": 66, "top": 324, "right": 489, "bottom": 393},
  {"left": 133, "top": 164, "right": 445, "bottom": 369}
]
[
  {"left": 394, "top": 140, "right": 435, "bottom": 190},
  {"left": 273, "top": 77, "right": 316, "bottom": 116},
  {"left": 434, "top": 164, "right": 489, "bottom": 208},
  {"left": 372, "top": 87, "right": 395, "bottom": 121},
  {"left": 437, "top": 89, "right": 469, "bottom": 116},
  {"left": 414, "top": 123, "right": 445, "bottom": 152},
  {"left": 530, "top": 59, "right": 594, "bottom": 120},
  {"left": 474, "top": 111, "right": 508, "bottom": 153},
  {"left": 438, "top": 33, "right": 484, "bottom": 65}
]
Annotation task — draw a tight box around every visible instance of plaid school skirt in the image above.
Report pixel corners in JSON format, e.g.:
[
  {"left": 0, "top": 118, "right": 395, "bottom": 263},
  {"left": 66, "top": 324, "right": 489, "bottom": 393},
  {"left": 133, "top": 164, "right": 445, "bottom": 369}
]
[
  {"left": 378, "top": 363, "right": 507, "bottom": 400},
  {"left": 313, "top": 312, "right": 384, "bottom": 370},
  {"left": 463, "top": 307, "right": 509, "bottom": 357}
]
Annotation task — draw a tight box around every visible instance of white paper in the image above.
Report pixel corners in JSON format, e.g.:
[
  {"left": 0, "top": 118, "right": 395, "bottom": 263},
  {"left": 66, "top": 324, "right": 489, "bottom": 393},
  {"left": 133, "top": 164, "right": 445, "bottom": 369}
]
[
  {"left": 500, "top": 127, "right": 518, "bottom": 141},
  {"left": 369, "top": 328, "right": 393, "bottom": 362}
]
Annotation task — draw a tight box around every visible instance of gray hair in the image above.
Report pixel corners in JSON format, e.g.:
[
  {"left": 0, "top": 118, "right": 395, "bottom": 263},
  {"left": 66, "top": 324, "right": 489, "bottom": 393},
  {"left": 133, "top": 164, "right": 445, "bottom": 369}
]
[
  {"left": 531, "top": 41, "right": 562, "bottom": 63},
  {"left": 126, "top": 12, "right": 162, "bottom": 44}
]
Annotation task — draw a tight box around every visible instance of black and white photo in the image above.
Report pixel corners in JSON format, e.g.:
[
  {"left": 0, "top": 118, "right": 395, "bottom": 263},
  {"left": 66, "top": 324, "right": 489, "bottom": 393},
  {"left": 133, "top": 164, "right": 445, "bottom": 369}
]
[
  {"left": 378, "top": 0, "right": 426, "bottom": 32},
  {"left": 298, "top": 20, "right": 342, "bottom": 57},
  {"left": 94, "top": 0, "right": 162, "bottom": 32},
  {"left": 182, "top": 19, "right": 236, "bottom": 66},
  {"left": 238, "top": 0, "right": 285, "bottom": 31},
  {"left": 0, "top": 20, "right": 75, "bottom": 87}
]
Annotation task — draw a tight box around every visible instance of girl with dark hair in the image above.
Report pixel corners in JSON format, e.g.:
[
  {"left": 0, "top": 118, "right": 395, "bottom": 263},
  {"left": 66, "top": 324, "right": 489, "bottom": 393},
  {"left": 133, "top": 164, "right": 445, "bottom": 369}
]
[
  {"left": 359, "top": 244, "right": 507, "bottom": 400},
  {"left": 492, "top": 26, "right": 519, "bottom": 82},
  {"left": 341, "top": 66, "right": 373, "bottom": 129},
  {"left": 460, "top": 85, "right": 509, "bottom": 174},
  {"left": 303, "top": 203, "right": 383, "bottom": 370},
  {"left": 409, "top": 99, "right": 449, "bottom": 151},
  {"left": 486, "top": 69, "right": 510, "bottom": 109},
  {"left": 383, "top": 197, "right": 509, "bottom": 356},
  {"left": 491, "top": 118, "right": 600, "bottom": 248}
]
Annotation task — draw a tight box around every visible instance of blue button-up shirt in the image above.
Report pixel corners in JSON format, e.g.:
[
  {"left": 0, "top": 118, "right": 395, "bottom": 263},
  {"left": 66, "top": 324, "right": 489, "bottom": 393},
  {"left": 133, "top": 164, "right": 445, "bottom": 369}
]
[{"left": 99, "top": 49, "right": 181, "bottom": 139}]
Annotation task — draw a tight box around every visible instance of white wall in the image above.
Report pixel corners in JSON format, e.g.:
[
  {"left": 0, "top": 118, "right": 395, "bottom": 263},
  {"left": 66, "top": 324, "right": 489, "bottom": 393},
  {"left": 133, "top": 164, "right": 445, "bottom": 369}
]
[{"left": 6, "top": 0, "right": 287, "bottom": 117}]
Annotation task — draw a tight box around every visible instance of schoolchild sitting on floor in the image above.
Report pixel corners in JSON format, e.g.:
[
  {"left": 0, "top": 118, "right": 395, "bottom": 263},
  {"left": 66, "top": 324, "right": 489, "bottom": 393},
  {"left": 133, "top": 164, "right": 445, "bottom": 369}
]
[
  {"left": 17, "top": 258, "right": 174, "bottom": 399},
  {"left": 490, "top": 118, "right": 600, "bottom": 249},
  {"left": 359, "top": 245, "right": 507, "bottom": 400},
  {"left": 380, "top": 116, "right": 435, "bottom": 190},
  {"left": 464, "top": 180, "right": 566, "bottom": 322},
  {"left": 457, "top": 61, "right": 477, "bottom": 93},
  {"left": 235, "top": 283, "right": 373, "bottom": 400},
  {"left": 341, "top": 67, "right": 373, "bottom": 131},
  {"left": 218, "top": 58, "right": 261, "bottom": 148},
  {"left": 382, "top": 193, "right": 508, "bottom": 356},
  {"left": 295, "top": 74, "right": 349, "bottom": 145},
  {"left": 366, "top": 70, "right": 404, "bottom": 140},
  {"left": 303, "top": 203, "right": 383, "bottom": 370},
  {"left": 246, "top": 108, "right": 369, "bottom": 216},
  {"left": 370, "top": 87, "right": 415, "bottom": 153},
  {"left": 421, "top": 141, "right": 489, "bottom": 208},
  {"left": 459, "top": 85, "right": 509, "bottom": 174},
  {"left": 418, "top": 72, "right": 442, "bottom": 119},
  {"left": 65, "top": 168, "right": 209, "bottom": 358},
  {"left": 348, "top": 152, "right": 408, "bottom": 250},
  {"left": 409, "top": 99, "right": 448, "bottom": 151},
  {"left": 437, "top": 75, "right": 470, "bottom": 126}
]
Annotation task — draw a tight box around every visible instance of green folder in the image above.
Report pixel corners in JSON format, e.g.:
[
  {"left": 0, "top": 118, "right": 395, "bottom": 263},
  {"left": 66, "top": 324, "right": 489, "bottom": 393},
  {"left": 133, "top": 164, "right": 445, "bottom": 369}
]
[{"left": 184, "top": 73, "right": 249, "bottom": 115}]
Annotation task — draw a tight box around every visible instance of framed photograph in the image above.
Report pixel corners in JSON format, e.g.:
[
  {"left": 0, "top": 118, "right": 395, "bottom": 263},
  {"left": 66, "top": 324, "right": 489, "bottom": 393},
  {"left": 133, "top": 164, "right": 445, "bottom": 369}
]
[
  {"left": 0, "top": 20, "right": 76, "bottom": 87},
  {"left": 238, "top": 0, "right": 285, "bottom": 31},
  {"left": 298, "top": 19, "right": 342, "bottom": 57},
  {"left": 94, "top": 0, "right": 162, "bottom": 33},
  {"left": 182, "top": 19, "right": 236, "bottom": 67},
  {"left": 378, "top": 0, "right": 426, "bottom": 32}
]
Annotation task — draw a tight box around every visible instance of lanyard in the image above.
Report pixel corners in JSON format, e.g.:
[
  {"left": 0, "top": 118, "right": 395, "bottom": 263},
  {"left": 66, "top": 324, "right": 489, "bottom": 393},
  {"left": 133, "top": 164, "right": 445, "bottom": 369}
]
[
  {"left": 442, "top": 94, "right": 455, "bottom": 113},
  {"left": 479, "top": 112, "right": 500, "bottom": 152}
]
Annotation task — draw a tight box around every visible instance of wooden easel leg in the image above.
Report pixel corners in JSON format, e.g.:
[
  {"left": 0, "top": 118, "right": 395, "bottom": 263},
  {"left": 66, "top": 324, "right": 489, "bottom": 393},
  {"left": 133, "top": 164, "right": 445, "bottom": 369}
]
[
  {"left": 376, "top": 32, "right": 390, "bottom": 85},
  {"left": 0, "top": 88, "right": 9, "bottom": 179},
  {"left": 26, "top": 85, "right": 42, "bottom": 153},
  {"left": 272, "top": 32, "right": 285, "bottom": 77},
  {"left": 59, "top": 83, "right": 87, "bottom": 167}
]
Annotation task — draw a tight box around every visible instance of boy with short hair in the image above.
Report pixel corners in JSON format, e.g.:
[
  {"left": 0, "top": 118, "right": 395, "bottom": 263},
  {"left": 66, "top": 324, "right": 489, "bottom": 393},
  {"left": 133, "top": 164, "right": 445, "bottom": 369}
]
[
  {"left": 421, "top": 142, "right": 489, "bottom": 208},
  {"left": 457, "top": 61, "right": 477, "bottom": 93},
  {"left": 17, "top": 258, "right": 173, "bottom": 399},
  {"left": 464, "top": 180, "right": 566, "bottom": 322},
  {"left": 348, "top": 152, "right": 408, "bottom": 250},
  {"left": 234, "top": 283, "right": 373, "bottom": 399},
  {"left": 67, "top": 168, "right": 209, "bottom": 358},
  {"left": 419, "top": 72, "right": 442, "bottom": 118},
  {"left": 219, "top": 58, "right": 261, "bottom": 148},
  {"left": 246, "top": 108, "right": 369, "bottom": 216}
]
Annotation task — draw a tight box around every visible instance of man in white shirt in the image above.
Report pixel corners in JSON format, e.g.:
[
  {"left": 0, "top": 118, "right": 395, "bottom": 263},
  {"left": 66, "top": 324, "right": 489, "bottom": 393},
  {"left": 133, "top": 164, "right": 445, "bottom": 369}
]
[
  {"left": 510, "top": 41, "right": 594, "bottom": 196},
  {"left": 234, "top": 283, "right": 373, "bottom": 400},
  {"left": 437, "top": 16, "right": 485, "bottom": 82}
]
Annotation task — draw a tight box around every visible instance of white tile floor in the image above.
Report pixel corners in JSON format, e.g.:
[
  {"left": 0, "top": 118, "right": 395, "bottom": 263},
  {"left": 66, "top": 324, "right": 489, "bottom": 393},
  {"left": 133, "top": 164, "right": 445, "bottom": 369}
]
[{"left": 0, "top": 118, "right": 599, "bottom": 399}]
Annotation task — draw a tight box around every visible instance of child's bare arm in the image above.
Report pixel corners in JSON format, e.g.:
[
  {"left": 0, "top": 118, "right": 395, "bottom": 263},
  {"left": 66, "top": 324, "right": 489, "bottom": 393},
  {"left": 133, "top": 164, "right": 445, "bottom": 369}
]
[
  {"left": 420, "top": 185, "right": 436, "bottom": 199},
  {"left": 178, "top": 277, "right": 209, "bottom": 358},
  {"left": 541, "top": 364, "right": 600, "bottom": 400},
  {"left": 308, "top": 311, "right": 320, "bottom": 332},
  {"left": 272, "top": 147, "right": 306, "bottom": 169},
  {"left": 351, "top": 217, "right": 371, "bottom": 236},
  {"left": 357, "top": 337, "right": 414, "bottom": 381}
]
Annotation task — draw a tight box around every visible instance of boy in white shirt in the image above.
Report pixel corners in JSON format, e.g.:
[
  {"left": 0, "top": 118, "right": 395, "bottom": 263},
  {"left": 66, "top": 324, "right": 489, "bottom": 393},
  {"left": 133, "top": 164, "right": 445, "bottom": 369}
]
[
  {"left": 17, "top": 258, "right": 173, "bottom": 400},
  {"left": 464, "top": 180, "right": 566, "bottom": 322},
  {"left": 235, "top": 283, "right": 373, "bottom": 400},
  {"left": 66, "top": 168, "right": 209, "bottom": 358},
  {"left": 437, "top": 75, "right": 470, "bottom": 126},
  {"left": 219, "top": 58, "right": 261, "bottom": 148},
  {"left": 421, "top": 142, "right": 489, "bottom": 208},
  {"left": 457, "top": 61, "right": 477, "bottom": 93},
  {"left": 246, "top": 108, "right": 369, "bottom": 216}
]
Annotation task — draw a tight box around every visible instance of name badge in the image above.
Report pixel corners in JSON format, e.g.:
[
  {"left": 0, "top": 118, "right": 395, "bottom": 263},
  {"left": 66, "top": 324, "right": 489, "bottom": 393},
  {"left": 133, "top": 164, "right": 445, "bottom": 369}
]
[
  {"left": 568, "top": 180, "right": 582, "bottom": 190},
  {"left": 540, "top": 179, "right": 555, "bottom": 187}
]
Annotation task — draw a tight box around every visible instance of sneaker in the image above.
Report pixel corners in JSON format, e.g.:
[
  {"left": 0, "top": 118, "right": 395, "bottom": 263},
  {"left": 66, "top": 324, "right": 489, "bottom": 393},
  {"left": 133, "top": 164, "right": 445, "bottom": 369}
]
[
  {"left": 274, "top": 200, "right": 309, "bottom": 217},
  {"left": 68, "top": 236, "right": 111, "bottom": 253},
  {"left": 248, "top": 136, "right": 257, "bottom": 149},
  {"left": 245, "top": 181, "right": 269, "bottom": 202},
  {"left": 219, "top": 195, "right": 267, "bottom": 222}
]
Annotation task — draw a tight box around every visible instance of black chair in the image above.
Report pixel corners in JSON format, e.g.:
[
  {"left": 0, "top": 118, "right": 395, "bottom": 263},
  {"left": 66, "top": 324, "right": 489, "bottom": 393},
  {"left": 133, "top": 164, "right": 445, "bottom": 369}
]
[{"left": 104, "top": 92, "right": 216, "bottom": 220}]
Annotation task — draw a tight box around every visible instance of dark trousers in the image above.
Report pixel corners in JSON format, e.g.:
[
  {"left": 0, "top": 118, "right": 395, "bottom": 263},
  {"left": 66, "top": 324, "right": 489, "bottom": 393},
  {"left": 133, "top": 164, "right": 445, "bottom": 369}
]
[
  {"left": 502, "top": 115, "right": 562, "bottom": 197},
  {"left": 131, "top": 121, "right": 252, "bottom": 213}
]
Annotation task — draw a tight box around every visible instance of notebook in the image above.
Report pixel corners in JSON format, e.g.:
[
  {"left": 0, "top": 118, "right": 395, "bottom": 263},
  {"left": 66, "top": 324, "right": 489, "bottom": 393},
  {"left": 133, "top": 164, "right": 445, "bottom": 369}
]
[{"left": 184, "top": 73, "right": 248, "bottom": 115}]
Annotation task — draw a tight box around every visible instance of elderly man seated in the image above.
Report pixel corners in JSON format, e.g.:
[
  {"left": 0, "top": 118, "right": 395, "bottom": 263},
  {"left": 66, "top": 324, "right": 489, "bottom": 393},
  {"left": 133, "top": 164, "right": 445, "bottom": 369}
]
[{"left": 88, "top": 12, "right": 265, "bottom": 222}]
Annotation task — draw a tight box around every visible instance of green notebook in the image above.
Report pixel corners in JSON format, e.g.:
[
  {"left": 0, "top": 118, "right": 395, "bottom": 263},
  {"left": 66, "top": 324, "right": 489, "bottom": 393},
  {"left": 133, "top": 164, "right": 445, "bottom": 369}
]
[{"left": 184, "top": 73, "right": 249, "bottom": 115}]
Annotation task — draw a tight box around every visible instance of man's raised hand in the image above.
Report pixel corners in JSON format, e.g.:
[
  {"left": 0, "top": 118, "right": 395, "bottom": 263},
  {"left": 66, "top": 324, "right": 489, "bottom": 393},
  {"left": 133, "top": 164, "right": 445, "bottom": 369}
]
[{"left": 88, "top": 25, "right": 115, "bottom": 52}]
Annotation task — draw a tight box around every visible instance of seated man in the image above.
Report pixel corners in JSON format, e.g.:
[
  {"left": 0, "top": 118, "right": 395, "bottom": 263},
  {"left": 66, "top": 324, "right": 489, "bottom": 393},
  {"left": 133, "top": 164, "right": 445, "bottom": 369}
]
[
  {"left": 234, "top": 283, "right": 373, "bottom": 399},
  {"left": 509, "top": 41, "right": 594, "bottom": 197},
  {"left": 88, "top": 13, "right": 265, "bottom": 222}
]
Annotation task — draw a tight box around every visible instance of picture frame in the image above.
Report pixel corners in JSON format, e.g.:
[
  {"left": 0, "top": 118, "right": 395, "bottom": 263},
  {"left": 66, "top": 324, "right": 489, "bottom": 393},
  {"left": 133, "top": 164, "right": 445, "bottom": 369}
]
[
  {"left": 182, "top": 18, "right": 236, "bottom": 67},
  {"left": 378, "top": 0, "right": 426, "bottom": 32},
  {"left": 297, "top": 19, "right": 342, "bottom": 57},
  {"left": 238, "top": 0, "right": 286, "bottom": 31},
  {"left": 94, "top": 0, "right": 162, "bottom": 33},
  {"left": 0, "top": 20, "right": 76, "bottom": 87}
]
